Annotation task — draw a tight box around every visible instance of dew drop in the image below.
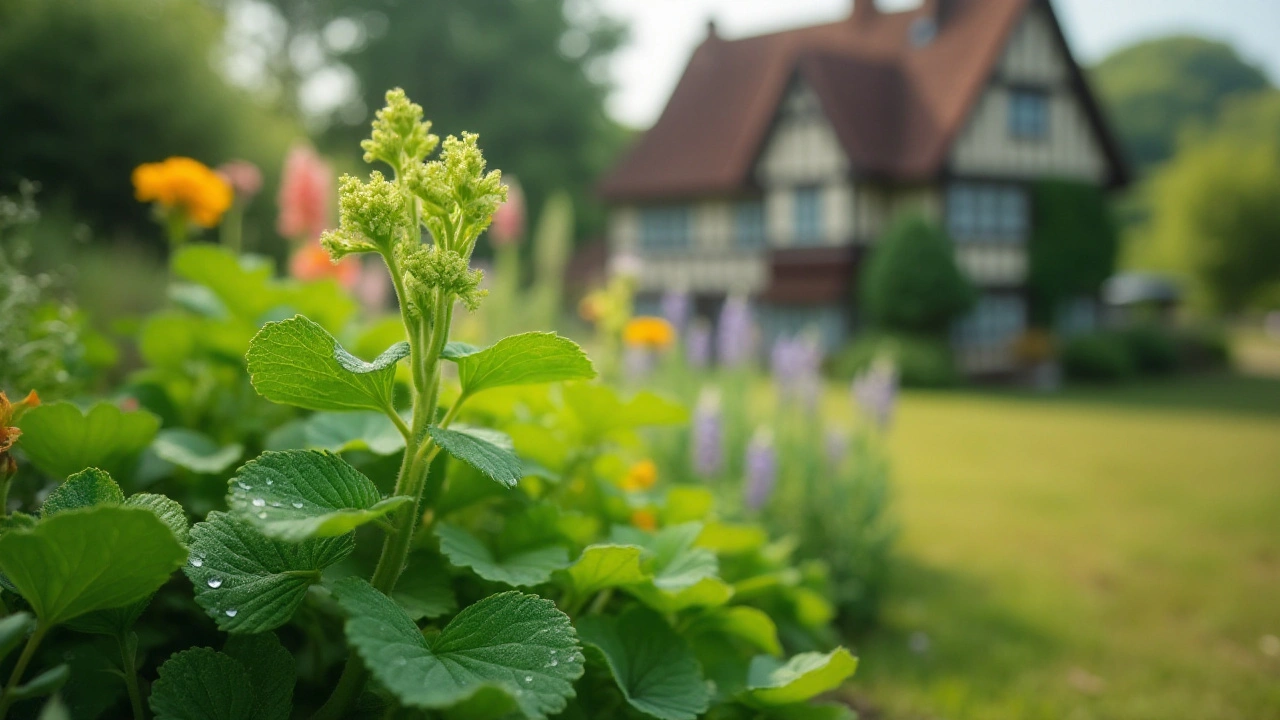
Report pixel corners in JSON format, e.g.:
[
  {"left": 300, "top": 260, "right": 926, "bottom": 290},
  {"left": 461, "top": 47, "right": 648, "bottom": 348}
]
[
  {"left": 291, "top": 501, "right": 304, "bottom": 509},
  {"left": 524, "top": 676, "right": 533, "bottom": 683},
  {"left": 207, "top": 577, "right": 223, "bottom": 588},
  {"left": 252, "top": 497, "right": 266, "bottom": 507},
  {"left": 225, "top": 609, "right": 238, "bottom": 617},
  {"left": 394, "top": 657, "right": 407, "bottom": 666},
  {"left": 549, "top": 659, "right": 558, "bottom": 667},
  {"left": 237, "top": 481, "right": 251, "bottom": 490},
  {"left": 265, "top": 479, "right": 273, "bottom": 485},
  {"left": 270, "top": 501, "right": 282, "bottom": 508},
  {"left": 257, "top": 511, "right": 268, "bottom": 519},
  {"left": 190, "top": 557, "right": 203, "bottom": 568}
]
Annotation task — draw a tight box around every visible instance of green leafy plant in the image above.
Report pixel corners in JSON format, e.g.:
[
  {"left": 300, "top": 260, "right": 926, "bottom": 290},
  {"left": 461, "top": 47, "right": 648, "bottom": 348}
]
[{"left": 0, "top": 90, "right": 857, "bottom": 719}]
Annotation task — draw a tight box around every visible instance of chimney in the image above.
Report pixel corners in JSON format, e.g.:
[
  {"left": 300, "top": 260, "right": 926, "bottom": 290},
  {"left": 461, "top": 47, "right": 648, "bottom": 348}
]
[
  {"left": 705, "top": 18, "right": 720, "bottom": 41},
  {"left": 851, "top": 0, "right": 877, "bottom": 23}
]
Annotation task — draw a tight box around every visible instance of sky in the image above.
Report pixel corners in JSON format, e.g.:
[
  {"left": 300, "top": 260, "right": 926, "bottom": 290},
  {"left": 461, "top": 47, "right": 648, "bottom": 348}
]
[{"left": 596, "top": 0, "right": 1280, "bottom": 129}]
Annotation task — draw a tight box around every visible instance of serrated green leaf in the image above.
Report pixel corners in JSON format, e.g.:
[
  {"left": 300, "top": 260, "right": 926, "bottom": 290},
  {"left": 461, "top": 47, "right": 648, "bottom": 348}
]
[
  {"left": 269, "top": 411, "right": 406, "bottom": 455},
  {"left": 223, "top": 633, "right": 295, "bottom": 720},
  {"left": 610, "top": 524, "right": 733, "bottom": 613},
  {"left": 628, "top": 577, "right": 734, "bottom": 614},
  {"left": 429, "top": 425, "right": 523, "bottom": 489},
  {"left": 441, "top": 341, "right": 480, "bottom": 359},
  {"left": 332, "top": 578, "right": 584, "bottom": 719},
  {"left": 334, "top": 340, "right": 411, "bottom": 373},
  {"left": 10, "top": 663, "right": 70, "bottom": 700},
  {"left": 562, "top": 545, "right": 649, "bottom": 597},
  {"left": 186, "top": 511, "right": 353, "bottom": 633},
  {"left": 393, "top": 551, "right": 458, "bottom": 620},
  {"left": 172, "top": 244, "right": 278, "bottom": 322},
  {"left": 17, "top": 402, "right": 160, "bottom": 479},
  {"left": 688, "top": 606, "right": 782, "bottom": 657},
  {"left": 152, "top": 429, "right": 244, "bottom": 475},
  {"left": 744, "top": 649, "right": 858, "bottom": 706},
  {"left": 445, "top": 332, "right": 595, "bottom": 398},
  {"left": 0, "top": 506, "right": 186, "bottom": 627},
  {"left": 576, "top": 605, "right": 710, "bottom": 720},
  {"left": 125, "top": 493, "right": 190, "bottom": 544},
  {"left": 247, "top": 315, "right": 403, "bottom": 413},
  {"left": 436, "top": 522, "right": 569, "bottom": 587},
  {"left": 150, "top": 647, "right": 256, "bottom": 720},
  {"left": 226, "top": 450, "right": 411, "bottom": 541},
  {"left": 40, "top": 468, "right": 124, "bottom": 518},
  {"left": 0, "top": 612, "right": 34, "bottom": 662},
  {"left": 63, "top": 597, "right": 150, "bottom": 637}
]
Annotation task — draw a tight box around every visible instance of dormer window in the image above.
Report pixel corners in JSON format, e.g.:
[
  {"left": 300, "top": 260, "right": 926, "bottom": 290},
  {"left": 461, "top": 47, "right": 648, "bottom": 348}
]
[{"left": 1008, "top": 88, "right": 1049, "bottom": 140}]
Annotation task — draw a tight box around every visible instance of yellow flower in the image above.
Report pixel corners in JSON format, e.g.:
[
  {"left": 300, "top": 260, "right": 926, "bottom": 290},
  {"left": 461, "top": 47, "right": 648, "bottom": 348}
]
[
  {"left": 620, "top": 460, "right": 658, "bottom": 492},
  {"left": 1, "top": 390, "right": 39, "bottom": 476},
  {"left": 623, "top": 317, "right": 675, "bottom": 351},
  {"left": 630, "top": 508, "right": 657, "bottom": 531},
  {"left": 578, "top": 290, "right": 607, "bottom": 324},
  {"left": 132, "top": 157, "right": 234, "bottom": 228}
]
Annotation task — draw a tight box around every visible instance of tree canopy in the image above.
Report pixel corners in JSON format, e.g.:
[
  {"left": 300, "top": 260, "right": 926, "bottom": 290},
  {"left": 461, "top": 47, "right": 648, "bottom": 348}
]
[
  {"left": 1092, "top": 36, "right": 1271, "bottom": 173},
  {"left": 860, "top": 213, "right": 976, "bottom": 335}
]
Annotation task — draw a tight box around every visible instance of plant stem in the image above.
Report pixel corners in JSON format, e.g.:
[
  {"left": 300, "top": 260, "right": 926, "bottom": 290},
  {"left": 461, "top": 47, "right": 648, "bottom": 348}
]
[
  {"left": 118, "top": 633, "right": 145, "bottom": 720},
  {"left": 0, "top": 623, "right": 47, "bottom": 720}
]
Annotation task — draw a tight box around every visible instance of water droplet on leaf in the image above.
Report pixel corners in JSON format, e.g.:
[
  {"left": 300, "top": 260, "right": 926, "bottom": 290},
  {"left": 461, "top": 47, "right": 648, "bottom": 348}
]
[
  {"left": 291, "top": 501, "right": 304, "bottom": 509},
  {"left": 207, "top": 578, "right": 223, "bottom": 588},
  {"left": 190, "top": 557, "right": 203, "bottom": 568},
  {"left": 225, "top": 609, "right": 238, "bottom": 617},
  {"left": 252, "top": 497, "right": 266, "bottom": 507}
]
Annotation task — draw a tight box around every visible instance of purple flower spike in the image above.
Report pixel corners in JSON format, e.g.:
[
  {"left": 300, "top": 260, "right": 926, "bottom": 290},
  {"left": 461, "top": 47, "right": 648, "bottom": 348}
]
[
  {"left": 744, "top": 428, "right": 776, "bottom": 511},
  {"left": 661, "top": 289, "right": 692, "bottom": 332},
  {"left": 771, "top": 333, "right": 822, "bottom": 409},
  {"left": 692, "top": 388, "right": 724, "bottom": 478},
  {"left": 852, "top": 356, "right": 899, "bottom": 430},
  {"left": 685, "top": 319, "right": 713, "bottom": 369},
  {"left": 717, "top": 295, "right": 756, "bottom": 368}
]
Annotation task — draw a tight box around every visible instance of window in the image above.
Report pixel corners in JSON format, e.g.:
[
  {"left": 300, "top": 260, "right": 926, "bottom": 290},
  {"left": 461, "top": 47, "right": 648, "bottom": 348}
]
[
  {"left": 639, "top": 206, "right": 691, "bottom": 252},
  {"left": 1008, "top": 88, "right": 1049, "bottom": 139},
  {"left": 734, "top": 199, "right": 766, "bottom": 249},
  {"left": 946, "top": 183, "right": 1028, "bottom": 243},
  {"left": 793, "top": 186, "right": 823, "bottom": 246},
  {"left": 953, "top": 294, "right": 1026, "bottom": 348}
]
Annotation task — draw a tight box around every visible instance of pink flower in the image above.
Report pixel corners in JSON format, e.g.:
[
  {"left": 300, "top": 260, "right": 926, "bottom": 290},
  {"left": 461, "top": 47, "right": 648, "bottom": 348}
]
[
  {"left": 216, "top": 160, "right": 263, "bottom": 201},
  {"left": 277, "top": 144, "right": 333, "bottom": 242},
  {"left": 489, "top": 177, "right": 525, "bottom": 246}
]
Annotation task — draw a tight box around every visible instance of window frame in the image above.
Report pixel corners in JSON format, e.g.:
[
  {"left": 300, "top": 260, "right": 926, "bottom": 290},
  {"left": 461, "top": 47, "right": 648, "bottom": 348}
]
[
  {"left": 946, "top": 182, "right": 1029, "bottom": 244},
  {"left": 792, "top": 185, "right": 824, "bottom": 246},
  {"left": 733, "top": 198, "right": 767, "bottom": 250},
  {"left": 638, "top": 205, "right": 692, "bottom": 253},
  {"left": 1007, "top": 86, "right": 1050, "bottom": 141}
]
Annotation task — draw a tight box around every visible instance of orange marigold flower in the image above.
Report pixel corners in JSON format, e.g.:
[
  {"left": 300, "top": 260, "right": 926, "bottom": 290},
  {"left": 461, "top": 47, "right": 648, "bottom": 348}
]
[
  {"left": 0, "top": 390, "right": 39, "bottom": 455},
  {"left": 621, "top": 459, "right": 658, "bottom": 492},
  {"left": 132, "top": 157, "right": 234, "bottom": 228},
  {"left": 623, "top": 316, "right": 675, "bottom": 351},
  {"left": 578, "top": 291, "right": 606, "bottom": 324},
  {"left": 630, "top": 508, "right": 657, "bottom": 531},
  {"left": 290, "top": 240, "right": 360, "bottom": 289}
]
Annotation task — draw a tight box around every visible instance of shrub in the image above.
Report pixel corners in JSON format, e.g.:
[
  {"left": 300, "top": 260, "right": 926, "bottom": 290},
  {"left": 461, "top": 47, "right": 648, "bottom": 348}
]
[
  {"left": 1062, "top": 332, "right": 1136, "bottom": 382},
  {"left": 0, "top": 90, "right": 857, "bottom": 720},
  {"left": 829, "top": 333, "right": 960, "bottom": 388},
  {"left": 860, "top": 212, "right": 976, "bottom": 335},
  {"left": 1120, "top": 323, "right": 1180, "bottom": 374},
  {"left": 1172, "top": 323, "right": 1232, "bottom": 372}
]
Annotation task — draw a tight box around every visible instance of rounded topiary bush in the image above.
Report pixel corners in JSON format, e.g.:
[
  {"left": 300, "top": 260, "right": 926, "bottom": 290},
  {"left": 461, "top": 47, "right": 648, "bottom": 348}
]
[
  {"left": 1120, "top": 323, "right": 1180, "bottom": 374},
  {"left": 1062, "top": 332, "right": 1135, "bottom": 382}
]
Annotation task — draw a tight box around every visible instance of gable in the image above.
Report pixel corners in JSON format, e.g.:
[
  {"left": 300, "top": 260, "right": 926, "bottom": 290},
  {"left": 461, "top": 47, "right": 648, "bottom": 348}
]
[
  {"left": 755, "top": 80, "right": 851, "bottom": 186},
  {"left": 948, "top": 2, "right": 1125, "bottom": 184}
]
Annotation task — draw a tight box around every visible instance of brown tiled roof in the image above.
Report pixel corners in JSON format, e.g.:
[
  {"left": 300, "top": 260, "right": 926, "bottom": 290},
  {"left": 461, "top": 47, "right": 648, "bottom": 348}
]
[{"left": 599, "top": 0, "right": 1126, "bottom": 201}]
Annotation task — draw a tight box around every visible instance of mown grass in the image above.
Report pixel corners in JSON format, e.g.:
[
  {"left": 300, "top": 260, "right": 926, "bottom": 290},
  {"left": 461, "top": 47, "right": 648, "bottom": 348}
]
[{"left": 848, "top": 375, "right": 1280, "bottom": 720}]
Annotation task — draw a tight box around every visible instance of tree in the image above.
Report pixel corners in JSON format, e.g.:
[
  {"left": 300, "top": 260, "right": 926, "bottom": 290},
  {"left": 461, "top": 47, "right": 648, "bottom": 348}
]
[
  {"left": 0, "top": 0, "right": 299, "bottom": 243},
  {"left": 1028, "top": 180, "right": 1119, "bottom": 326},
  {"left": 1127, "top": 91, "right": 1280, "bottom": 312},
  {"left": 1092, "top": 36, "right": 1271, "bottom": 173},
  {"left": 860, "top": 213, "right": 976, "bottom": 335}
]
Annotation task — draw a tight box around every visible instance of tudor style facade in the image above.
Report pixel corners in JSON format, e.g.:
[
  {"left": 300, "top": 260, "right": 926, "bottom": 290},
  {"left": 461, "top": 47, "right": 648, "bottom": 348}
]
[{"left": 599, "top": 0, "right": 1127, "bottom": 374}]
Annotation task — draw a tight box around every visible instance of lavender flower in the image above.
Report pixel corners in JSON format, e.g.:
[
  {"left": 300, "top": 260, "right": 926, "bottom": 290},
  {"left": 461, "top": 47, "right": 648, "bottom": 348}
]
[
  {"left": 852, "top": 355, "right": 899, "bottom": 430},
  {"left": 744, "top": 428, "right": 777, "bottom": 511},
  {"left": 692, "top": 388, "right": 724, "bottom": 478},
  {"left": 716, "top": 294, "right": 756, "bottom": 368},
  {"left": 661, "top": 289, "right": 692, "bottom": 332},
  {"left": 770, "top": 333, "right": 822, "bottom": 409},
  {"left": 685, "top": 319, "right": 713, "bottom": 369}
]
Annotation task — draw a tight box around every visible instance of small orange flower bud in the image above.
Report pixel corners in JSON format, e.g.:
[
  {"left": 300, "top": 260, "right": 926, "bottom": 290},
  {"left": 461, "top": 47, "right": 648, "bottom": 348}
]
[
  {"left": 630, "top": 508, "right": 657, "bottom": 531},
  {"left": 620, "top": 460, "right": 658, "bottom": 492}
]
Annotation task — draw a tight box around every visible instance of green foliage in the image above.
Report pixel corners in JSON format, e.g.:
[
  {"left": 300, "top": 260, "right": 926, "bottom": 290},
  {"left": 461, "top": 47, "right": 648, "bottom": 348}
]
[
  {"left": 860, "top": 213, "right": 976, "bottom": 335},
  {"left": 1092, "top": 36, "right": 1271, "bottom": 171},
  {"left": 561, "top": 544, "right": 647, "bottom": 597},
  {"left": 445, "top": 332, "right": 597, "bottom": 399},
  {"left": 436, "top": 521, "right": 570, "bottom": 587},
  {"left": 17, "top": 401, "right": 159, "bottom": 479},
  {"left": 1127, "top": 91, "right": 1280, "bottom": 311},
  {"left": 1119, "top": 324, "right": 1180, "bottom": 375},
  {"left": 150, "top": 636, "right": 295, "bottom": 720},
  {"left": 185, "top": 511, "right": 353, "bottom": 633},
  {"left": 227, "top": 450, "right": 411, "bottom": 540},
  {"left": 1061, "top": 332, "right": 1136, "bottom": 382},
  {"left": 744, "top": 650, "right": 858, "bottom": 706},
  {"left": 578, "top": 605, "right": 711, "bottom": 720},
  {"left": 828, "top": 333, "right": 958, "bottom": 388},
  {"left": 152, "top": 429, "right": 244, "bottom": 475},
  {"left": 0, "top": 0, "right": 296, "bottom": 240},
  {"left": 428, "top": 425, "right": 524, "bottom": 489},
  {"left": 1029, "top": 180, "right": 1119, "bottom": 325},
  {"left": 247, "top": 315, "right": 408, "bottom": 414},
  {"left": 332, "top": 579, "right": 584, "bottom": 719},
  {"left": 0, "top": 506, "right": 186, "bottom": 627}
]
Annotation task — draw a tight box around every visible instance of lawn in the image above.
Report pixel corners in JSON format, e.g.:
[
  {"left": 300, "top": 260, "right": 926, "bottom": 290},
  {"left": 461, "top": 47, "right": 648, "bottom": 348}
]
[{"left": 849, "top": 375, "right": 1280, "bottom": 720}]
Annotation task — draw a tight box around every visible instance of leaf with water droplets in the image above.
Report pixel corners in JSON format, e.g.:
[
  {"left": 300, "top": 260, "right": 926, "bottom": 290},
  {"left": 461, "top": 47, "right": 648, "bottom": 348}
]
[
  {"left": 576, "top": 605, "right": 711, "bottom": 720},
  {"left": 332, "top": 578, "right": 584, "bottom": 719},
  {"left": 0, "top": 506, "right": 186, "bottom": 627},
  {"left": 436, "top": 521, "right": 570, "bottom": 588},
  {"left": 186, "top": 511, "right": 353, "bottom": 633},
  {"left": 429, "top": 425, "right": 524, "bottom": 489},
  {"left": 40, "top": 468, "right": 125, "bottom": 518},
  {"left": 226, "top": 450, "right": 411, "bottom": 541},
  {"left": 247, "top": 315, "right": 405, "bottom": 413},
  {"left": 150, "top": 637, "right": 296, "bottom": 720}
]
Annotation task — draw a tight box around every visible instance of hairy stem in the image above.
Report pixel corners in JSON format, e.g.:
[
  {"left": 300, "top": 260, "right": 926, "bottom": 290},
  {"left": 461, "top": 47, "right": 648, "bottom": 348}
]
[
  {"left": 118, "top": 634, "right": 146, "bottom": 720},
  {"left": 0, "top": 623, "right": 47, "bottom": 720}
]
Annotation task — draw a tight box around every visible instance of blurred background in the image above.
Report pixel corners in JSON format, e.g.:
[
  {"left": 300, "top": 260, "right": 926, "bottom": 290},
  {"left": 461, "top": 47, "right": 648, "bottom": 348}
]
[{"left": 1, "top": 0, "right": 1278, "bottom": 717}]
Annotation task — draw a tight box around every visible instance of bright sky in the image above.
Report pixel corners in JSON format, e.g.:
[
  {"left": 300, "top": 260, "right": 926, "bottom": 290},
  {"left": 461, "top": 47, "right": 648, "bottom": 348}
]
[{"left": 597, "top": 0, "right": 1280, "bottom": 128}]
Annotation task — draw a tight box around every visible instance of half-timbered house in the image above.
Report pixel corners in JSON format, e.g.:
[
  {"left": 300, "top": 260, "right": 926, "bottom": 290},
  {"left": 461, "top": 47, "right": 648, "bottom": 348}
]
[{"left": 598, "top": 0, "right": 1128, "bottom": 373}]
